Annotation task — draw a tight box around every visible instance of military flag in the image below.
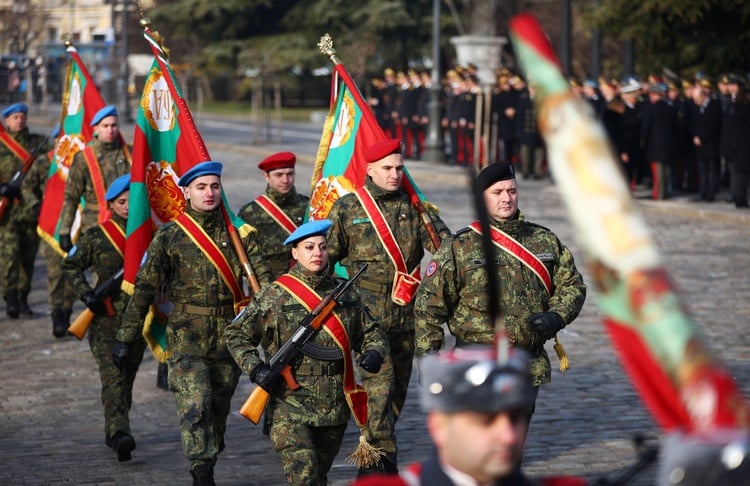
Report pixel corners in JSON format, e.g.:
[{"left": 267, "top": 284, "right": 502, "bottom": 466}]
[
  {"left": 37, "top": 44, "right": 110, "bottom": 254},
  {"left": 509, "top": 13, "right": 749, "bottom": 433},
  {"left": 124, "top": 22, "right": 255, "bottom": 359},
  {"left": 309, "top": 35, "right": 441, "bottom": 250}
]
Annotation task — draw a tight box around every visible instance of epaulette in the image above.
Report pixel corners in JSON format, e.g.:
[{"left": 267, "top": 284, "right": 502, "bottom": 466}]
[
  {"left": 525, "top": 221, "right": 552, "bottom": 232},
  {"left": 453, "top": 226, "right": 473, "bottom": 237}
]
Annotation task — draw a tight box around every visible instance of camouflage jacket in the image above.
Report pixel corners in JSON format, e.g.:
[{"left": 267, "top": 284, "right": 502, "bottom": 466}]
[
  {"left": 326, "top": 177, "right": 450, "bottom": 331},
  {"left": 414, "top": 211, "right": 586, "bottom": 385},
  {"left": 0, "top": 128, "right": 51, "bottom": 224},
  {"left": 238, "top": 186, "right": 309, "bottom": 279},
  {"left": 117, "top": 206, "right": 273, "bottom": 358},
  {"left": 59, "top": 138, "right": 131, "bottom": 236},
  {"left": 62, "top": 214, "right": 130, "bottom": 316},
  {"left": 226, "top": 263, "right": 387, "bottom": 426}
]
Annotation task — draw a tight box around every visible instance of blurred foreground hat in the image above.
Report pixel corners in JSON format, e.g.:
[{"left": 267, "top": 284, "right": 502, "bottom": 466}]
[
  {"left": 258, "top": 151, "right": 296, "bottom": 172},
  {"left": 420, "top": 346, "right": 535, "bottom": 414},
  {"left": 364, "top": 139, "right": 402, "bottom": 163},
  {"left": 620, "top": 77, "right": 641, "bottom": 94},
  {"left": 477, "top": 162, "right": 515, "bottom": 191},
  {"left": 178, "top": 161, "right": 223, "bottom": 187},
  {"left": 648, "top": 83, "right": 667, "bottom": 94},
  {"left": 105, "top": 174, "right": 131, "bottom": 201},
  {"left": 284, "top": 219, "right": 332, "bottom": 246},
  {"left": 91, "top": 105, "right": 117, "bottom": 126},
  {"left": 2, "top": 102, "right": 27, "bottom": 118}
]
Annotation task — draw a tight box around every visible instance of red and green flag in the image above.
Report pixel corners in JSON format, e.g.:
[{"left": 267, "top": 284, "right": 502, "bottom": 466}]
[{"left": 37, "top": 45, "right": 110, "bottom": 254}]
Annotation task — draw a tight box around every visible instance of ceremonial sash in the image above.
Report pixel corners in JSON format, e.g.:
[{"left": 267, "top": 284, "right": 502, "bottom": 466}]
[
  {"left": 0, "top": 130, "right": 32, "bottom": 165},
  {"left": 175, "top": 212, "right": 245, "bottom": 309},
  {"left": 255, "top": 195, "right": 297, "bottom": 235},
  {"left": 99, "top": 220, "right": 126, "bottom": 258},
  {"left": 275, "top": 273, "right": 369, "bottom": 427},
  {"left": 81, "top": 147, "right": 111, "bottom": 224},
  {"left": 468, "top": 222, "right": 552, "bottom": 296},
  {"left": 355, "top": 187, "right": 420, "bottom": 305}
]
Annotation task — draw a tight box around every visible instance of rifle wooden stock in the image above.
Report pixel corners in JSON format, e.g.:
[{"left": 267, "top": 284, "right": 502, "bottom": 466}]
[
  {"left": 239, "top": 385, "right": 271, "bottom": 424},
  {"left": 68, "top": 308, "right": 95, "bottom": 340}
]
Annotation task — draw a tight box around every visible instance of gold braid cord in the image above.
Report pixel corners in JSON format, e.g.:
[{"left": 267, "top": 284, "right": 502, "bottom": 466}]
[
  {"left": 346, "top": 434, "right": 385, "bottom": 468},
  {"left": 554, "top": 336, "right": 570, "bottom": 372}
]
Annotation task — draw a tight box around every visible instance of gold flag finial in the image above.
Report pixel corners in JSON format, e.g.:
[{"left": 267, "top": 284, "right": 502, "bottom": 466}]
[{"left": 318, "top": 33, "right": 341, "bottom": 66}]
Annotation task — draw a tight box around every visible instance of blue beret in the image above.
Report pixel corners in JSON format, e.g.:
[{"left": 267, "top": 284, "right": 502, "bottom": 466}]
[
  {"left": 583, "top": 78, "right": 598, "bottom": 88},
  {"left": 105, "top": 174, "right": 131, "bottom": 201},
  {"left": 178, "top": 161, "right": 223, "bottom": 187},
  {"left": 2, "top": 102, "right": 28, "bottom": 118},
  {"left": 284, "top": 219, "right": 333, "bottom": 246},
  {"left": 90, "top": 105, "right": 118, "bottom": 126}
]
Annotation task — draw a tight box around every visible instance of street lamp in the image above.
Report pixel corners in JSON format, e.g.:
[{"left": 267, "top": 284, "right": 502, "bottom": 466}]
[{"left": 422, "top": 0, "right": 447, "bottom": 163}]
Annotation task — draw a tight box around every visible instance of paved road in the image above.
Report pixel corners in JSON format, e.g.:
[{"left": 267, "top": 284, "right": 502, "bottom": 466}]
[{"left": 2, "top": 111, "right": 749, "bottom": 485}]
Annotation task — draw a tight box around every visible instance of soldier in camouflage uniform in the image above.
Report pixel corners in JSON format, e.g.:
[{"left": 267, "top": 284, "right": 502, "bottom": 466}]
[
  {"left": 326, "top": 139, "right": 450, "bottom": 475},
  {"left": 226, "top": 220, "right": 388, "bottom": 485},
  {"left": 0, "top": 102, "right": 52, "bottom": 318},
  {"left": 415, "top": 162, "right": 586, "bottom": 415},
  {"left": 58, "top": 105, "right": 131, "bottom": 253},
  {"left": 115, "top": 162, "right": 272, "bottom": 486},
  {"left": 62, "top": 175, "right": 146, "bottom": 462},
  {"left": 238, "top": 151, "right": 309, "bottom": 279}
]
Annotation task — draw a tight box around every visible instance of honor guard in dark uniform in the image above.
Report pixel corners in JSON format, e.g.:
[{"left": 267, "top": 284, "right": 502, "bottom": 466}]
[
  {"left": 238, "top": 152, "right": 309, "bottom": 279},
  {"left": 62, "top": 175, "right": 146, "bottom": 462}
]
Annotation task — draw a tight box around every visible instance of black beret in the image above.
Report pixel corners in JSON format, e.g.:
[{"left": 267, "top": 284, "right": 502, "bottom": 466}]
[{"left": 476, "top": 162, "right": 516, "bottom": 191}]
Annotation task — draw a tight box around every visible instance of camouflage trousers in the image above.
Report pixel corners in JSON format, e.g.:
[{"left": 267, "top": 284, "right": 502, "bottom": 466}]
[
  {"left": 359, "top": 329, "right": 415, "bottom": 458},
  {"left": 0, "top": 219, "right": 39, "bottom": 296},
  {"left": 40, "top": 242, "right": 75, "bottom": 310},
  {"left": 168, "top": 354, "right": 241, "bottom": 468},
  {"left": 269, "top": 419, "right": 347, "bottom": 485},
  {"left": 88, "top": 314, "right": 146, "bottom": 440}
]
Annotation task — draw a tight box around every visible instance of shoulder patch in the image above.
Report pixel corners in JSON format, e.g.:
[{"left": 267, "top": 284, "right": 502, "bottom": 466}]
[
  {"left": 67, "top": 245, "right": 78, "bottom": 257},
  {"left": 426, "top": 260, "right": 438, "bottom": 277}
]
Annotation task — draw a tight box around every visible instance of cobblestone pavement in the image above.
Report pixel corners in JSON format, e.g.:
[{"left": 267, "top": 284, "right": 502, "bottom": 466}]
[{"left": 2, "top": 112, "right": 749, "bottom": 485}]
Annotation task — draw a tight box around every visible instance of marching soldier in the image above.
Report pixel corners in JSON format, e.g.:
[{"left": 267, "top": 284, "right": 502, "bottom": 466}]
[
  {"left": 58, "top": 105, "right": 131, "bottom": 253},
  {"left": 62, "top": 174, "right": 146, "bottom": 462},
  {"left": 238, "top": 151, "right": 309, "bottom": 279},
  {"left": 0, "top": 102, "right": 51, "bottom": 318},
  {"left": 115, "top": 161, "right": 272, "bottom": 485},
  {"left": 415, "top": 162, "right": 586, "bottom": 416},
  {"left": 326, "top": 138, "right": 450, "bottom": 475},
  {"left": 226, "top": 219, "right": 388, "bottom": 485}
]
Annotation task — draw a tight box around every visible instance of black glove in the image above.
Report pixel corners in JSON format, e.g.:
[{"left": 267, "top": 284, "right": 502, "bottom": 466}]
[
  {"left": 527, "top": 312, "right": 565, "bottom": 341},
  {"left": 81, "top": 291, "right": 107, "bottom": 315},
  {"left": 112, "top": 341, "right": 130, "bottom": 372},
  {"left": 251, "top": 364, "right": 283, "bottom": 394},
  {"left": 59, "top": 234, "right": 73, "bottom": 252},
  {"left": 0, "top": 183, "right": 20, "bottom": 200},
  {"left": 357, "top": 350, "right": 384, "bottom": 373}
]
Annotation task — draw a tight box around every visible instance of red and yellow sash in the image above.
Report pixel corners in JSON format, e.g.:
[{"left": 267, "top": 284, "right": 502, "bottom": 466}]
[
  {"left": 81, "top": 146, "right": 111, "bottom": 224},
  {"left": 99, "top": 219, "right": 126, "bottom": 258},
  {"left": 175, "top": 212, "right": 245, "bottom": 310},
  {"left": 275, "top": 273, "right": 369, "bottom": 427},
  {"left": 0, "top": 129, "right": 32, "bottom": 165},
  {"left": 468, "top": 222, "right": 552, "bottom": 296},
  {"left": 255, "top": 194, "right": 297, "bottom": 235}
]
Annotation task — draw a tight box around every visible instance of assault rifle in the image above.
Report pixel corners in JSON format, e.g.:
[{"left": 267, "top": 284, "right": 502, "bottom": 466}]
[
  {"left": 68, "top": 268, "right": 124, "bottom": 340},
  {"left": 239, "top": 263, "right": 368, "bottom": 424},
  {"left": 0, "top": 136, "right": 49, "bottom": 221}
]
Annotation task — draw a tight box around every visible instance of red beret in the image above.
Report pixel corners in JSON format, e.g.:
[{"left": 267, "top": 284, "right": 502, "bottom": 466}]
[
  {"left": 258, "top": 151, "right": 296, "bottom": 172},
  {"left": 364, "top": 139, "right": 402, "bottom": 163}
]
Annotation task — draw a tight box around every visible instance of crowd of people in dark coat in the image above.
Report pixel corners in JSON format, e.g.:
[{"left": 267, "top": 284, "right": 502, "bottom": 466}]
[{"left": 368, "top": 65, "right": 750, "bottom": 209}]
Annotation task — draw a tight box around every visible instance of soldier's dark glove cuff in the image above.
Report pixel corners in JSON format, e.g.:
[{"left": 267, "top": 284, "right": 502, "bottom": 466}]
[
  {"left": 59, "top": 234, "right": 73, "bottom": 252},
  {"left": 357, "top": 350, "right": 384, "bottom": 373},
  {"left": 251, "top": 364, "right": 283, "bottom": 394},
  {"left": 112, "top": 341, "right": 130, "bottom": 372},
  {"left": 527, "top": 312, "right": 565, "bottom": 341},
  {"left": 81, "top": 291, "right": 106, "bottom": 315}
]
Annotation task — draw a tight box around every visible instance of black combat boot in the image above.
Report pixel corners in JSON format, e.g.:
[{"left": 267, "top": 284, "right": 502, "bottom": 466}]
[
  {"left": 190, "top": 463, "right": 216, "bottom": 486},
  {"left": 356, "top": 455, "right": 398, "bottom": 477},
  {"left": 4, "top": 289, "right": 19, "bottom": 319},
  {"left": 18, "top": 290, "right": 33, "bottom": 317},
  {"left": 156, "top": 362, "right": 169, "bottom": 390},
  {"left": 52, "top": 308, "right": 68, "bottom": 338},
  {"left": 111, "top": 432, "right": 136, "bottom": 462}
]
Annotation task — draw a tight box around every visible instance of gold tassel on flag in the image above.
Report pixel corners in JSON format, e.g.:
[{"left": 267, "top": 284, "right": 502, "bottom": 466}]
[
  {"left": 554, "top": 336, "right": 570, "bottom": 372},
  {"left": 346, "top": 433, "right": 385, "bottom": 468}
]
